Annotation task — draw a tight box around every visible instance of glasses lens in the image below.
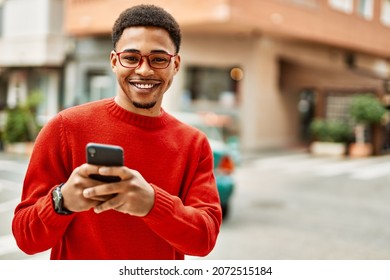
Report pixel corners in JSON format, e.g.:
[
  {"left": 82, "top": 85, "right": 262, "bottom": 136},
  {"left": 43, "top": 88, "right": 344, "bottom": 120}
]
[
  {"left": 148, "top": 53, "right": 171, "bottom": 69},
  {"left": 118, "top": 52, "right": 141, "bottom": 68}
]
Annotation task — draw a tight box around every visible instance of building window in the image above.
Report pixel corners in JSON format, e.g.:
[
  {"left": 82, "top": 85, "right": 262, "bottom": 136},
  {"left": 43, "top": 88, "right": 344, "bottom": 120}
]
[
  {"left": 325, "top": 93, "right": 354, "bottom": 121},
  {"left": 357, "top": 0, "right": 374, "bottom": 19},
  {"left": 328, "top": 0, "right": 353, "bottom": 13},
  {"left": 324, "top": 90, "right": 376, "bottom": 124},
  {"left": 381, "top": 0, "right": 390, "bottom": 26},
  {"left": 184, "top": 66, "right": 241, "bottom": 109},
  {"left": 86, "top": 71, "right": 112, "bottom": 102}
]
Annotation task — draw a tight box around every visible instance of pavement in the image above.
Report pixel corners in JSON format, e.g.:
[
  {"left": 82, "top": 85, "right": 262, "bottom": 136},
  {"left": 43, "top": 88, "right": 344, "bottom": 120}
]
[{"left": 0, "top": 152, "right": 50, "bottom": 259}]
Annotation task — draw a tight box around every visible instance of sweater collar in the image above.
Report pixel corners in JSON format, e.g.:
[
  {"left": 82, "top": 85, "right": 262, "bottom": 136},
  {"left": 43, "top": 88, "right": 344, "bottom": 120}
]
[{"left": 105, "top": 98, "right": 170, "bottom": 129}]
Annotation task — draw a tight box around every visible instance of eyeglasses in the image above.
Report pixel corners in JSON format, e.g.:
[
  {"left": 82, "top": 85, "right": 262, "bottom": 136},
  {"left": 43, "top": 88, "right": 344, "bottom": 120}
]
[{"left": 115, "top": 51, "right": 177, "bottom": 69}]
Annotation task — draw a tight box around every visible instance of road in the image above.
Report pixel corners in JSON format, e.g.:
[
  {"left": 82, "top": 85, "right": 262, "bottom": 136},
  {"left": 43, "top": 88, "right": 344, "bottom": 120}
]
[
  {"left": 202, "top": 151, "right": 390, "bottom": 260},
  {"left": 1, "top": 150, "right": 390, "bottom": 260}
]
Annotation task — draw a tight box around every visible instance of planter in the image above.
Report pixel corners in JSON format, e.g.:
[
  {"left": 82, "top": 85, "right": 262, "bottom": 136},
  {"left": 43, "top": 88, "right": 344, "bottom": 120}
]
[
  {"left": 4, "top": 142, "right": 34, "bottom": 156},
  {"left": 348, "top": 143, "right": 373, "bottom": 158},
  {"left": 310, "top": 141, "right": 347, "bottom": 157}
]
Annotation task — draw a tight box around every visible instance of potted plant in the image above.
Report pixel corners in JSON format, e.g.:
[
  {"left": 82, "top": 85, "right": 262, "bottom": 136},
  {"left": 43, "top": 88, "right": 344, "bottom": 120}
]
[
  {"left": 348, "top": 94, "right": 387, "bottom": 157},
  {"left": 309, "top": 118, "right": 352, "bottom": 156},
  {"left": 2, "top": 91, "right": 42, "bottom": 155}
]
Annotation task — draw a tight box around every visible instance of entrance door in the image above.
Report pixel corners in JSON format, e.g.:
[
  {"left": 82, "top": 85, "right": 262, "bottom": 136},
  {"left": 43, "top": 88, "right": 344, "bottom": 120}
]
[{"left": 297, "top": 89, "right": 316, "bottom": 144}]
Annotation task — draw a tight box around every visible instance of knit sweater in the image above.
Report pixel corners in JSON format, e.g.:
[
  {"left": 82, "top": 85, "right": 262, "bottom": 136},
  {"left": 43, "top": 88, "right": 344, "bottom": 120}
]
[{"left": 12, "top": 98, "right": 222, "bottom": 260}]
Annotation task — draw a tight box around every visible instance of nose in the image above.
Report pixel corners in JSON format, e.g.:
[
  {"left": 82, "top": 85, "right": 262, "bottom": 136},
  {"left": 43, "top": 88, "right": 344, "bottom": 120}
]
[{"left": 135, "top": 56, "right": 154, "bottom": 76}]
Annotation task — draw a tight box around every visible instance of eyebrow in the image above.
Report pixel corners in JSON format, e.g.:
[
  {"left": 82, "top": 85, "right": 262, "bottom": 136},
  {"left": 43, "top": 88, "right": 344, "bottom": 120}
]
[{"left": 121, "top": 48, "right": 170, "bottom": 54}]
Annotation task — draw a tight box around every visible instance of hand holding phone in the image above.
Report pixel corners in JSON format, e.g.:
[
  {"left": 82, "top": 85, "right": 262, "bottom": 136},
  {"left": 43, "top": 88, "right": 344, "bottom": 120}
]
[{"left": 86, "top": 143, "right": 124, "bottom": 182}]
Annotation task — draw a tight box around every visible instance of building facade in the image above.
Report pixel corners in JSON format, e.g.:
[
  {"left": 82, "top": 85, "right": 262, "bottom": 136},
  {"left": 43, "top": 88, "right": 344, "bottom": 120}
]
[
  {"left": 2, "top": 0, "right": 390, "bottom": 154},
  {"left": 0, "top": 0, "right": 66, "bottom": 125}
]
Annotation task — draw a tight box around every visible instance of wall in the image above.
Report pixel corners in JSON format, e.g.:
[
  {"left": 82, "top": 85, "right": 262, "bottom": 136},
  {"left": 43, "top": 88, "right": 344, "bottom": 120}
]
[
  {"left": 0, "top": 0, "right": 66, "bottom": 66},
  {"left": 164, "top": 33, "right": 300, "bottom": 152}
]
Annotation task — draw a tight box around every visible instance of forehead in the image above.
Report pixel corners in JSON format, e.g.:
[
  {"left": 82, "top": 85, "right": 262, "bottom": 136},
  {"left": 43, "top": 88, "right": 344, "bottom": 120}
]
[{"left": 116, "top": 26, "right": 175, "bottom": 53}]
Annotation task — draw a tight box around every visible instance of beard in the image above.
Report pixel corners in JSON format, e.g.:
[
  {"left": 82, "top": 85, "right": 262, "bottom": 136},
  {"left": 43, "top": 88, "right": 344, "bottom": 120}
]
[{"left": 132, "top": 101, "right": 157, "bottom": 109}]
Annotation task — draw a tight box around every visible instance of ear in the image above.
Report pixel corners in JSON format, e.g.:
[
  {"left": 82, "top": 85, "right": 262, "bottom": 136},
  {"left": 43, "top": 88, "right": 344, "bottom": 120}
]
[
  {"left": 110, "top": 51, "right": 118, "bottom": 72},
  {"left": 173, "top": 54, "right": 181, "bottom": 74}
]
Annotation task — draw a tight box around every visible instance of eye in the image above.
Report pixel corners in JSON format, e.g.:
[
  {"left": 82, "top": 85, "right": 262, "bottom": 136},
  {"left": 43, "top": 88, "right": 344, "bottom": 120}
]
[
  {"left": 121, "top": 53, "right": 140, "bottom": 63},
  {"left": 151, "top": 56, "right": 169, "bottom": 64}
]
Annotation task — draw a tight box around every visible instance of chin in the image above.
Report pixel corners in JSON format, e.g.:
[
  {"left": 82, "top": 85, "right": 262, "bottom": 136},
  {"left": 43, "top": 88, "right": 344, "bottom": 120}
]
[{"left": 132, "top": 101, "right": 157, "bottom": 109}]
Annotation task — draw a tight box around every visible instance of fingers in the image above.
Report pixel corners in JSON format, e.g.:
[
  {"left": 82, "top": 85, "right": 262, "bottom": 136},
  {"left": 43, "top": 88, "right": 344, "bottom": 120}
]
[
  {"left": 84, "top": 181, "right": 155, "bottom": 216},
  {"left": 93, "top": 196, "right": 124, "bottom": 214},
  {"left": 81, "top": 166, "right": 132, "bottom": 197},
  {"left": 97, "top": 166, "right": 131, "bottom": 180},
  {"left": 83, "top": 183, "right": 119, "bottom": 198},
  {"left": 79, "top": 166, "right": 154, "bottom": 216},
  {"left": 89, "top": 194, "right": 115, "bottom": 202},
  {"left": 76, "top": 163, "right": 101, "bottom": 179},
  {"left": 77, "top": 163, "right": 127, "bottom": 179}
]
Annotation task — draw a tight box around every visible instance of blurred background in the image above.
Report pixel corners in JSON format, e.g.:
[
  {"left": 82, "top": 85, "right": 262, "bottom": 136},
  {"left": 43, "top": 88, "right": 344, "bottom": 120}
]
[{"left": 0, "top": 0, "right": 390, "bottom": 260}]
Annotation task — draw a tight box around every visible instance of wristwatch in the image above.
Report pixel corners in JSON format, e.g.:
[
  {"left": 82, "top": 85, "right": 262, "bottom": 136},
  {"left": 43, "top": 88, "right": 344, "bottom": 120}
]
[{"left": 52, "top": 184, "right": 73, "bottom": 215}]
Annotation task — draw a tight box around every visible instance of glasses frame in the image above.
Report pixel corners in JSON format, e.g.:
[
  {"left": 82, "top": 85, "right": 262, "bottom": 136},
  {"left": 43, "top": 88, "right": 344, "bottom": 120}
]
[{"left": 115, "top": 51, "right": 177, "bottom": 70}]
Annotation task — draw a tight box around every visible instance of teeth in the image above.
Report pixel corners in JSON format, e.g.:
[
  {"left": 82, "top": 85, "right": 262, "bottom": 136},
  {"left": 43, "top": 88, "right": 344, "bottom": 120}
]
[{"left": 134, "top": 83, "right": 155, "bottom": 89}]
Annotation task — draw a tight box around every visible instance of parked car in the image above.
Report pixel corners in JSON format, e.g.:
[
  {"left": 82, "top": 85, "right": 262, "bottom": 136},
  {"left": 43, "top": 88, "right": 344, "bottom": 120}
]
[{"left": 172, "top": 112, "right": 236, "bottom": 219}]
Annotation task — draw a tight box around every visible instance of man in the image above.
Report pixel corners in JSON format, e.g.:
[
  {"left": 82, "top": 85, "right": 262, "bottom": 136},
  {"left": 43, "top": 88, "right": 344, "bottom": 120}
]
[{"left": 12, "top": 4, "right": 222, "bottom": 260}]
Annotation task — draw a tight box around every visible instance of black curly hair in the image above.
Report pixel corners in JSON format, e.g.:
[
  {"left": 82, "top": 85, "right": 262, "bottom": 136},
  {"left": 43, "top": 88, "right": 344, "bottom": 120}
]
[{"left": 112, "top": 4, "right": 181, "bottom": 53}]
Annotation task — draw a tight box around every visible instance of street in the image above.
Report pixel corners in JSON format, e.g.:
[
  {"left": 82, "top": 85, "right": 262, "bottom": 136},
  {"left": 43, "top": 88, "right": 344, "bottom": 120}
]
[
  {"left": 203, "top": 151, "right": 390, "bottom": 260},
  {"left": 1, "top": 150, "right": 390, "bottom": 260}
]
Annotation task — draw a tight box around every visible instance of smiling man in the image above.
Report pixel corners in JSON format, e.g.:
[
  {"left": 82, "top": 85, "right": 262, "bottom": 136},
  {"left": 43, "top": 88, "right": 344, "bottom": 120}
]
[{"left": 12, "top": 4, "right": 222, "bottom": 260}]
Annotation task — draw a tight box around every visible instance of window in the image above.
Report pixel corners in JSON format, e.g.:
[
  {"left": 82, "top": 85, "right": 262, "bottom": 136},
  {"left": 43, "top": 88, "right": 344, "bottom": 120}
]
[
  {"left": 324, "top": 90, "right": 376, "bottom": 125},
  {"left": 325, "top": 93, "right": 354, "bottom": 122},
  {"left": 86, "top": 71, "right": 112, "bottom": 102},
  {"left": 357, "top": 0, "right": 374, "bottom": 19},
  {"left": 184, "top": 66, "right": 240, "bottom": 108},
  {"left": 381, "top": 0, "right": 390, "bottom": 26},
  {"left": 328, "top": 0, "right": 353, "bottom": 13}
]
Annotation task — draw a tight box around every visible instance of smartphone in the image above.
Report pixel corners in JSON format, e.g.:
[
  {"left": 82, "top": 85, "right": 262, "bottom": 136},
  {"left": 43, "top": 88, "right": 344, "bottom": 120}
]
[{"left": 86, "top": 142, "right": 124, "bottom": 182}]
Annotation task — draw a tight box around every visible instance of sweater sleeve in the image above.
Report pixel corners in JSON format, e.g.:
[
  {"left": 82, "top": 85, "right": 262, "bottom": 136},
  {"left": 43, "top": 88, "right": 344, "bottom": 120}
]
[
  {"left": 12, "top": 114, "right": 75, "bottom": 255},
  {"left": 142, "top": 138, "right": 222, "bottom": 257}
]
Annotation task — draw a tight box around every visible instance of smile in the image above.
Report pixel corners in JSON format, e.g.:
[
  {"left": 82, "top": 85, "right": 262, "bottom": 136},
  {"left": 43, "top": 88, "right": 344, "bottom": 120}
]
[{"left": 132, "top": 83, "right": 158, "bottom": 89}]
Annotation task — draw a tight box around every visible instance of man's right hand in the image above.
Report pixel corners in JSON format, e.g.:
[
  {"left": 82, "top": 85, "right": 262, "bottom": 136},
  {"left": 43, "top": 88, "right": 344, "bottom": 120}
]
[{"left": 60, "top": 163, "right": 113, "bottom": 212}]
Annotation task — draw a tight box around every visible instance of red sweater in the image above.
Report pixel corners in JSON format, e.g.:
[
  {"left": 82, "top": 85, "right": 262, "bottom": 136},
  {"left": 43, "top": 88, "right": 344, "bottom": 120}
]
[{"left": 12, "top": 98, "right": 222, "bottom": 260}]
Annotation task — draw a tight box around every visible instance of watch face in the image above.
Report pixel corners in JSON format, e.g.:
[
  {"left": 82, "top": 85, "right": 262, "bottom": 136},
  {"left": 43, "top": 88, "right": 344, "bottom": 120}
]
[
  {"left": 53, "top": 188, "right": 62, "bottom": 211},
  {"left": 52, "top": 186, "right": 72, "bottom": 215}
]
